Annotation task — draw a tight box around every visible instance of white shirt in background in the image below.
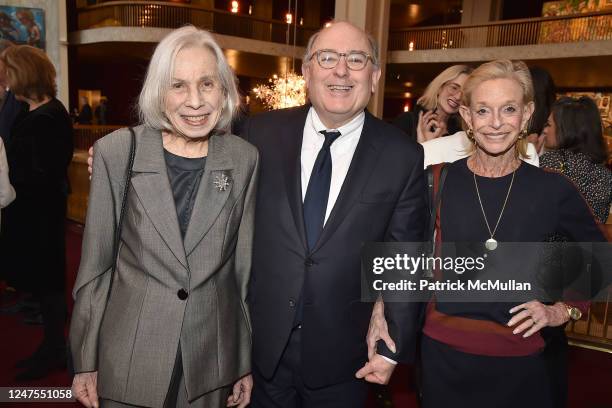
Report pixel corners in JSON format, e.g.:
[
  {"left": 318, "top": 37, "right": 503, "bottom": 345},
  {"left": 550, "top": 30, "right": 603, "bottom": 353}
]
[{"left": 421, "top": 131, "right": 540, "bottom": 168}]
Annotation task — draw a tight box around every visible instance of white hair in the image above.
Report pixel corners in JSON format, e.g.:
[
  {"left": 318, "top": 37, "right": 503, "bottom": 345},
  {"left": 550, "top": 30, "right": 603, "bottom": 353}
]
[{"left": 138, "top": 26, "right": 240, "bottom": 135}]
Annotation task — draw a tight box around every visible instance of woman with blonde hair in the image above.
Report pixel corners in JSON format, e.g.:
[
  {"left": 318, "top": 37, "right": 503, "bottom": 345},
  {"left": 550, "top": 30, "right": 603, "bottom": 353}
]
[
  {"left": 370, "top": 60, "right": 606, "bottom": 407},
  {"left": 393, "top": 64, "right": 473, "bottom": 143},
  {"left": 70, "top": 26, "right": 257, "bottom": 407}
]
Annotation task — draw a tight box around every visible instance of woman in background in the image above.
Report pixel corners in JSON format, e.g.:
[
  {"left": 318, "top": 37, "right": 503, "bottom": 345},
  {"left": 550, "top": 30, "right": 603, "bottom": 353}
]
[
  {"left": 525, "top": 66, "right": 556, "bottom": 155},
  {"left": 1, "top": 45, "right": 73, "bottom": 381},
  {"left": 540, "top": 96, "right": 611, "bottom": 223},
  {"left": 393, "top": 64, "right": 473, "bottom": 143}
]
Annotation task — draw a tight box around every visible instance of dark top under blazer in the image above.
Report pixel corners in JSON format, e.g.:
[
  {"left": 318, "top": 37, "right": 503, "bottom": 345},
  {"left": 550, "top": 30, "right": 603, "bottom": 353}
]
[{"left": 243, "top": 105, "right": 427, "bottom": 388}]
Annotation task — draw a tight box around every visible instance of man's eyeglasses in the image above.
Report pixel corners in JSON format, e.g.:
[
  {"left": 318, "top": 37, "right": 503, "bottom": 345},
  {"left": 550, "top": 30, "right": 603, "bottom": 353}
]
[{"left": 309, "top": 50, "right": 374, "bottom": 71}]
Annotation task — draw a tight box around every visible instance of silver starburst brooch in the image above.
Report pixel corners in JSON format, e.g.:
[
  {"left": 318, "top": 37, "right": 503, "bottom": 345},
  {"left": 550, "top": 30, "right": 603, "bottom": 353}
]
[{"left": 214, "top": 173, "right": 230, "bottom": 192}]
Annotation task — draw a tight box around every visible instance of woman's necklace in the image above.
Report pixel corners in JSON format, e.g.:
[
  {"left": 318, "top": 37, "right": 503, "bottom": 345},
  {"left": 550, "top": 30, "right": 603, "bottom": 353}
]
[{"left": 472, "top": 168, "right": 516, "bottom": 250}]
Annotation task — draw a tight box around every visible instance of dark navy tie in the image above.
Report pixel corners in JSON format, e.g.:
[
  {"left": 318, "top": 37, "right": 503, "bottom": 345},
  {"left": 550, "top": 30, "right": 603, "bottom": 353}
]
[{"left": 303, "top": 130, "right": 341, "bottom": 251}]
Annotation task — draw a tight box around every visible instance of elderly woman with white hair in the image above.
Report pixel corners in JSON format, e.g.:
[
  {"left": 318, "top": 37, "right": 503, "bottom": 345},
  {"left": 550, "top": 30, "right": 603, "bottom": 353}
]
[{"left": 69, "top": 26, "right": 257, "bottom": 408}]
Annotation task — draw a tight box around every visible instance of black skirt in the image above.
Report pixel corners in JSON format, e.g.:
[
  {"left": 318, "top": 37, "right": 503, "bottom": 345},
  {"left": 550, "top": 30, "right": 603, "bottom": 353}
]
[{"left": 421, "top": 334, "right": 566, "bottom": 408}]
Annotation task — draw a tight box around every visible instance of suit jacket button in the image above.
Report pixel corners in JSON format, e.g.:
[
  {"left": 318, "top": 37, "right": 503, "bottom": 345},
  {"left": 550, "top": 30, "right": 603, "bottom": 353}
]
[
  {"left": 304, "top": 258, "right": 314, "bottom": 267},
  {"left": 289, "top": 299, "right": 295, "bottom": 307},
  {"left": 177, "top": 289, "right": 188, "bottom": 300}
]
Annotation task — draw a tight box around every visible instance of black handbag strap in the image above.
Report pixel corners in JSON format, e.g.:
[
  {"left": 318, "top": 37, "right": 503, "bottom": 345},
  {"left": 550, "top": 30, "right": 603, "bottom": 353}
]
[{"left": 107, "top": 127, "right": 136, "bottom": 300}]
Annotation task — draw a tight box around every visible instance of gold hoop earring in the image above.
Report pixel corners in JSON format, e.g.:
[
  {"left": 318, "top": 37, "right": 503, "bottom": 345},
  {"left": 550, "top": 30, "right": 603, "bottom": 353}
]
[
  {"left": 518, "top": 129, "right": 527, "bottom": 139},
  {"left": 467, "top": 128, "right": 475, "bottom": 142}
]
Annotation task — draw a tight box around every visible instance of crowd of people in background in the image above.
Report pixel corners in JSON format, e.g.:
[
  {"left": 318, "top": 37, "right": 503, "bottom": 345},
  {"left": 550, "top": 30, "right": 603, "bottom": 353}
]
[
  {"left": 72, "top": 95, "right": 109, "bottom": 125},
  {"left": 0, "top": 20, "right": 610, "bottom": 408}
]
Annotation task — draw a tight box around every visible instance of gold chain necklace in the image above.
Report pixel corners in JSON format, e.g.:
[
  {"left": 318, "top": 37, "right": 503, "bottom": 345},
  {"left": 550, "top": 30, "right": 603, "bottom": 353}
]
[{"left": 473, "top": 169, "right": 516, "bottom": 250}]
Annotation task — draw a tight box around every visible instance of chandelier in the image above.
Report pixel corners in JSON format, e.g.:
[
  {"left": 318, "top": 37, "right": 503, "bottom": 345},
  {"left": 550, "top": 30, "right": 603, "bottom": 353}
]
[
  {"left": 252, "top": 0, "right": 306, "bottom": 110},
  {"left": 252, "top": 72, "right": 306, "bottom": 110}
]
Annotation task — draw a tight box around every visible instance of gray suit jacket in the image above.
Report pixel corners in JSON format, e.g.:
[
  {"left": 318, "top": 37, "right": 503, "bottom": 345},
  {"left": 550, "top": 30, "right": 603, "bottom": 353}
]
[{"left": 69, "top": 125, "right": 258, "bottom": 407}]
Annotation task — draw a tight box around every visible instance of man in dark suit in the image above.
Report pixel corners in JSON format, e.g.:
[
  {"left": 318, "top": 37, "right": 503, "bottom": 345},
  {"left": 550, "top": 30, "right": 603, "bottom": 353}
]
[{"left": 243, "top": 21, "right": 426, "bottom": 407}]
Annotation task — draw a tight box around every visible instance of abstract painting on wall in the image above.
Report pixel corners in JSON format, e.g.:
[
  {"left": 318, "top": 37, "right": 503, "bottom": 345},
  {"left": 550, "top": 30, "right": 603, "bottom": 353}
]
[{"left": 0, "top": 6, "right": 45, "bottom": 50}]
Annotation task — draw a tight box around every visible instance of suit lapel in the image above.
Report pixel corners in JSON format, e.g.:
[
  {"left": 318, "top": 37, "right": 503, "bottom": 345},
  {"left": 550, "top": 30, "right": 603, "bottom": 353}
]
[
  {"left": 312, "top": 111, "right": 382, "bottom": 252},
  {"left": 281, "top": 106, "right": 311, "bottom": 253},
  {"left": 184, "top": 134, "right": 234, "bottom": 256},
  {"left": 130, "top": 128, "right": 188, "bottom": 269}
]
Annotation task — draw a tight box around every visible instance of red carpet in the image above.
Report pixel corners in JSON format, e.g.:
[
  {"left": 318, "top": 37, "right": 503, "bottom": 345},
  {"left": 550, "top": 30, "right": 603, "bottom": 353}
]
[{"left": 0, "top": 221, "right": 610, "bottom": 407}]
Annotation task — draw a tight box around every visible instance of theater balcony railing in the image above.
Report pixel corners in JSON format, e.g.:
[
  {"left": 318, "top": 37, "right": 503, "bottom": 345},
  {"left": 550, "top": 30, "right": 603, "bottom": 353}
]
[
  {"left": 76, "top": 1, "right": 317, "bottom": 46},
  {"left": 389, "top": 11, "right": 612, "bottom": 51},
  {"left": 72, "top": 124, "right": 122, "bottom": 151},
  {"left": 68, "top": 125, "right": 121, "bottom": 223},
  {"left": 567, "top": 295, "right": 612, "bottom": 354}
]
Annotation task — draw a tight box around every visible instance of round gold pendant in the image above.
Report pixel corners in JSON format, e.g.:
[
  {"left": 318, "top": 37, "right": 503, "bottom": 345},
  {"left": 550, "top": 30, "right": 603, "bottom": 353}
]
[{"left": 485, "top": 238, "right": 498, "bottom": 251}]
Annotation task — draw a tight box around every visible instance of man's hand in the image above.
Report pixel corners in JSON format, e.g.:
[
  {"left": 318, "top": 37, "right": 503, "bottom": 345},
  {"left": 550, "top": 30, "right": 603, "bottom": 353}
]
[
  {"left": 355, "top": 354, "right": 396, "bottom": 385},
  {"left": 87, "top": 146, "right": 94, "bottom": 179},
  {"left": 367, "top": 298, "right": 396, "bottom": 359},
  {"left": 226, "top": 374, "right": 253, "bottom": 408},
  {"left": 72, "top": 371, "right": 99, "bottom": 408}
]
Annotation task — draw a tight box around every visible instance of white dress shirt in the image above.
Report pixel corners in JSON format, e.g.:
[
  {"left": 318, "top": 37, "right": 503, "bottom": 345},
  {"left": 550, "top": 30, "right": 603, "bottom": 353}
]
[{"left": 301, "top": 107, "right": 364, "bottom": 224}]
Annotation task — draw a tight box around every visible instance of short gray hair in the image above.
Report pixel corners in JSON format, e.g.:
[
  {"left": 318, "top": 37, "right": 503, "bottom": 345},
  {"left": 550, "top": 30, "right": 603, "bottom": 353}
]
[
  {"left": 139, "top": 26, "right": 240, "bottom": 135},
  {"left": 302, "top": 21, "right": 380, "bottom": 69}
]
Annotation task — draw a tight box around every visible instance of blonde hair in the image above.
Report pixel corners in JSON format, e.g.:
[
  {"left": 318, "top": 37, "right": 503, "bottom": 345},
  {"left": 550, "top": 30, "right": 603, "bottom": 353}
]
[
  {"left": 138, "top": 26, "right": 240, "bottom": 135},
  {"left": 417, "top": 65, "right": 473, "bottom": 110},
  {"left": 1, "top": 45, "right": 56, "bottom": 100},
  {"left": 463, "top": 60, "right": 534, "bottom": 159}
]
